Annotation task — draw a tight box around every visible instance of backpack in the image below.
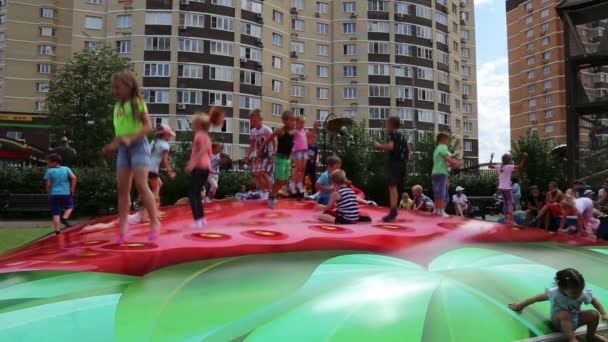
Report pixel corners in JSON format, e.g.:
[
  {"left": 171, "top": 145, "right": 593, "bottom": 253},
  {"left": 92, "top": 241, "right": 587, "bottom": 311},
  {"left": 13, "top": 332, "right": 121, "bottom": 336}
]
[{"left": 394, "top": 132, "right": 409, "bottom": 161}]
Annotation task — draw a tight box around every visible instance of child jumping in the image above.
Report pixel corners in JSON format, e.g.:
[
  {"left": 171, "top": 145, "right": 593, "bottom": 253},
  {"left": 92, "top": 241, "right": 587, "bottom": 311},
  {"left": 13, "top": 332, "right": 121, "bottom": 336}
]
[
  {"left": 103, "top": 71, "right": 160, "bottom": 242},
  {"left": 149, "top": 124, "right": 176, "bottom": 207},
  {"left": 290, "top": 116, "right": 308, "bottom": 195},
  {"left": 206, "top": 141, "right": 223, "bottom": 202},
  {"left": 432, "top": 133, "right": 462, "bottom": 217},
  {"left": 244, "top": 109, "right": 274, "bottom": 199},
  {"left": 509, "top": 268, "right": 608, "bottom": 342},
  {"left": 489, "top": 151, "right": 528, "bottom": 224},
  {"left": 44, "top": 153, "right": 77, "bottom": 233},
  {"left": 373, "top": 116, "right": 410, "bottom": 222},
  {"left": 258, "top": 110, "right": 296, "bottom": 209},
  {"left": 185, "top": 113, "right": 212, "bottom": 229}
]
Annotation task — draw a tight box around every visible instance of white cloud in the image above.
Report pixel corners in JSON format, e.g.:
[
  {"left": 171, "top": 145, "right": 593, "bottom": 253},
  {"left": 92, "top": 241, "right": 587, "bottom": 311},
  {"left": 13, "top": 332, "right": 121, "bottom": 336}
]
[
  {"left": 476, "top": 58, "right": 511, "bottom": 162},
  {"left": 474, "top": 0, "right": 499, "bottom": 6}
]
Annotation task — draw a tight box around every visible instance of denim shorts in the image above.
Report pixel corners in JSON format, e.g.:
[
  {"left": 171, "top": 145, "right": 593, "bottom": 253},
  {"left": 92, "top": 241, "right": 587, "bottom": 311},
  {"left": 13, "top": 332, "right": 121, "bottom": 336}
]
[
  {"left": 292, "top": 150, "right": 308, "bottom": 161},
  {"left": 432, "top": 174, "right": 448, "bottom": 201},
  {"left": 117, "top": 138, "right": 151, "bottom": 169},
  {"left": 50, "top": 195, "right": 74, "bottom": 216}
]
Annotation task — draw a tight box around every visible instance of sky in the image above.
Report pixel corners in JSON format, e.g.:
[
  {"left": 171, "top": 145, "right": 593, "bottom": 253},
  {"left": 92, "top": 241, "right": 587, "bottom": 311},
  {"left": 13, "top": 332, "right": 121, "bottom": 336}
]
[{"left": 474, "top": 0, "right": 511, "bottom": 162}]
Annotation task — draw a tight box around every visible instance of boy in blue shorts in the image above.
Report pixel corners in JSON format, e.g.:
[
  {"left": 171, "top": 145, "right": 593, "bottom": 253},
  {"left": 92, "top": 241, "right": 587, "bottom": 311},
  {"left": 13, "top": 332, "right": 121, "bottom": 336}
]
[
  {"left": 44, "top": 153, "right": 77, "bottom": 233},
  {"left": 432, "top": 133, "right": 461, "bottom": 217}
]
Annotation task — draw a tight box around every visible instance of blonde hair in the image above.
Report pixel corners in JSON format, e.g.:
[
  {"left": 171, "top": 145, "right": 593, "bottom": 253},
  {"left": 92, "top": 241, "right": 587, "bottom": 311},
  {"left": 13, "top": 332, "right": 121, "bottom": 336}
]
[
  {"left": 560, "top": 195, "right": 576, "bottom": 210},
  {"left": 296, "top": 116, "right": 306, "bottom": 124},
  {"left": 112, "top": 71, "right": 143, "bottom": 123},
  {"left": 412, "top": 185, "right": 423, "bottom": 192},
  {"left": 192, "top": 112, "right": 211, "bottom": 132},
  {"left": 249, "top": 108, "right": 263, "bottom": 120},
  {"left": 331, "top": 169, "right": 347, "bottom": 185}
]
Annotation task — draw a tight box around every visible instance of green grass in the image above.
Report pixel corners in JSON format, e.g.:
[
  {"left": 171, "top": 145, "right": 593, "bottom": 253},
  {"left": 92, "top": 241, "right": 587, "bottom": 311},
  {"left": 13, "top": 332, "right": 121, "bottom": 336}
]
[{"left": 0, "top": 228, "right": 53, "bottom": 254}]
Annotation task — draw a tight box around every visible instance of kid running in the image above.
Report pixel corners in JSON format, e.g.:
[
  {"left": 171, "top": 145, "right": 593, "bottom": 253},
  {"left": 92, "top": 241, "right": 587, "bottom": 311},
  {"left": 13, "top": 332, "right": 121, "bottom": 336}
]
[
  {"left": 149, "top": 124, "right": 176, "bottom": 207},
  {"left": 509, "top": 268, "right": 608, "bottom": 342},
  {"left": 489, "top": 152, "right": 528, "bottom": 224},
  {"left": 244, "top": 109, "right": 274, "bottom": 199},
  {"left": 103, "top": 71, "right": 160, "bottom": 242},
  {"left": 290, "top": 116, "right": 308, "bottom": 195},
  {"left": 258, "top": 110, "right": 296, "bottom": 209},
  {"left": 44, "top": 153, "right": 77, "bottom": 233},
  {"left": 206, "top": 141, "right": 223, "bottom": 202},
  {"left": 432, "top": 133, "right": 462, "bottom": 217},
  {"left": 186, "top": 113, "right": 212, "bottom": 229}
]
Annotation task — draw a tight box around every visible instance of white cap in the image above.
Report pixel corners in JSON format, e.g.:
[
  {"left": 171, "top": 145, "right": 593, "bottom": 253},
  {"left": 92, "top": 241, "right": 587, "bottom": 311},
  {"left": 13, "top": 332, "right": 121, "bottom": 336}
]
[
  {"left": 455, "top": 186, "right": 465, "bottom": 192},
  {"left": 583, "top": 189, "right": 594, "bottom": 196}
]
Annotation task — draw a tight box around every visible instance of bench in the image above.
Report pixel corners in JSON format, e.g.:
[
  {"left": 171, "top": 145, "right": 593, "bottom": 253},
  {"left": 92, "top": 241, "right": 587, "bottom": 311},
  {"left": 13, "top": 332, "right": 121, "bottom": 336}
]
[
  {"left": 465, "top": 196, "right": 497, "bottom": 220},
  {"left": 4, "top": 194, "right": 51, "bottom": 213}
]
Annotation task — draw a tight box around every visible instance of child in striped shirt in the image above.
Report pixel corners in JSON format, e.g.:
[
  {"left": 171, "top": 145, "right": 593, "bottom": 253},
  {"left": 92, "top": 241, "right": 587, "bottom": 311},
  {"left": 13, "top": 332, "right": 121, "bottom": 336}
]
[{"left": 318, "top": 169, "right": 362, "bottom": 224}]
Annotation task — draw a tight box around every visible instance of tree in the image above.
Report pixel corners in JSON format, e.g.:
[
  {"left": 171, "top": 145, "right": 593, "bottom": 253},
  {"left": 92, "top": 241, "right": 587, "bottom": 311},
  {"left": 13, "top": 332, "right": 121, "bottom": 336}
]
[
  {"left": 511, "top": 130, "right": 566, "bottom": 190},
  {"left": 410, "top": 131, "right": 461, "bottom": 178},
  {"left": 47, "top": 45, "right": 131, "bottom": 167}
]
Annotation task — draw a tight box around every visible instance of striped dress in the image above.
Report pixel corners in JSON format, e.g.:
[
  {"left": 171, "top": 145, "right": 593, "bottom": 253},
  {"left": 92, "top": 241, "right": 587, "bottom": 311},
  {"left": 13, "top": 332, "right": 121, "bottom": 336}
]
[{"left": 336, "top": 187, "right": 360, "bottom": 222}]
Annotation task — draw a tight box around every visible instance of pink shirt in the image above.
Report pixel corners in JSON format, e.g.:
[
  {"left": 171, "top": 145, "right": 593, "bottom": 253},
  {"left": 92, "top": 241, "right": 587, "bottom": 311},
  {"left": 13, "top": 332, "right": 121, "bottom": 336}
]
[
  {"left": 293, "top": 128, "right": 308, "bottom": 152},
  {"left": 188, "top": 131, "right": 212, "bottom": 169}
]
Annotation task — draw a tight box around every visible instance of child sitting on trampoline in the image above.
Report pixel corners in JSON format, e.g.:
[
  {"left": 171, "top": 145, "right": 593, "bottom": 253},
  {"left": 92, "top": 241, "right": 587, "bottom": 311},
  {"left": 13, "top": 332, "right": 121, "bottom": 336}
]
[
  {"left": 558, "top": 195, "right": 601, "bottom": 236},
  {"left": 318, "top": 169, "right": 371, "bottom": 224},
  {"left": 412, "top": 185, "right": 435, "bottom": 212},
  {"left": 509, "top": 268, "right": 608, "bottom": 342}
]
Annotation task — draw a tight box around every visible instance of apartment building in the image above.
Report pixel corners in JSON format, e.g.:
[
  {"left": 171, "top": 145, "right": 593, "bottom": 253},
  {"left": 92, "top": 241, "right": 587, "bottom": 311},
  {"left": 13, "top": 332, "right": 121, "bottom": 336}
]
[{"left": 0, "top": 0, "right": 479, "bottom": 164}]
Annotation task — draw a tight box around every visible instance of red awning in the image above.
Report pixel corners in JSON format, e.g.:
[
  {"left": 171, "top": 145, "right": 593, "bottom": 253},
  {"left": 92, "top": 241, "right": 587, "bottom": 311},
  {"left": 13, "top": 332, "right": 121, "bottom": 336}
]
[{"left": 0, "top": 150, "right": 30, "bottom": 160}]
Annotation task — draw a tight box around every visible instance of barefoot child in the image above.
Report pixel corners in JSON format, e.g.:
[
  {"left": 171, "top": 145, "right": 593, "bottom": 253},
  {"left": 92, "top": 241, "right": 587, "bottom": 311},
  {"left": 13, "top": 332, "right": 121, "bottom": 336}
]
[
  {"left": 149, "top": 124, "right": 176, "bottom": 207},
  {"left": 509, "top": 268, "right": 608, "bottom": 342},
  {"left": 318, "top": 170, "right": 361, "bottom": 224},
  {"left": 432, "top": 133, "right": 462, "bottom": 217},
  {"left": 244, "top": 109, "right": 274, "bottom": 199},
  {"left": 186, "top": 113, "right": 212, "bottom": 229},
  {"left": 206, "top": 141, "right": 223, "bottom": 202},
  {"left": 559, "top": 195, "right": 601, "bottom": 236},
  {"left": 258, "top": 110, "right": 297, "bottom": 209},
  {"left": 290, "top": 116, "right": 308, "bottom": 195},
  {"left": 412, "top": 185, "right": 435, "bottom": 212},
  {"left": 489, "top": 152, "right": 528, "bottom": 224},
  {"left": 44, "top": 153, "right": 77, "bottom": 233},
  {"left": 103, "top": 71, "right": 160, "bottom": 242}
]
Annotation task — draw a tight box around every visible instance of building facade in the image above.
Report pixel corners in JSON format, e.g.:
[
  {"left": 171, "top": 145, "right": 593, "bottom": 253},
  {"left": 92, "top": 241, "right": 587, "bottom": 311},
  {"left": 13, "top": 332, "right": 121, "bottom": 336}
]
[{"left": 0, "top": 0, "right": 479, "bottom": 164}]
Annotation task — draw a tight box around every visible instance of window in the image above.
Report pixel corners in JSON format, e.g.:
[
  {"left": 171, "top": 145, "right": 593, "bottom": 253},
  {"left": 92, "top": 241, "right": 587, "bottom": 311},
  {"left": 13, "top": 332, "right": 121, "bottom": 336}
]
[
  {"left": 85, "top": 16, "right": 103, "bottom": 30},
  {"left": 438, "top": 92, "right": 449, "bottom": 105},
  {"left": 272, "top": 103, "right": 283, "bottom": 116},
  {"left": 417, "top": 88, "right": 433, "bottom": 101},
  {"left": 37, "top": 63, "right": 52, "bottom": 74},
  {"left": 344, "top": 109, "right": 357, "bottom": 119},
  {"left": 144, "top": 90, "right": 169, "bottom": 104},
  {"left": 318, "top": 65, "right": 329, "bottom": 78},
  {"left": 343, "top": 2, "right": 356, "bottom": 13},
  {"left": 525, "top": 16, "right": 533, "bottom": 25},
  {"left": 291, "top": 86, "right": 304, "bottom": 97},
  {"left": 177, "top": 117, "right": 193, "bottom": 132},
  {"left": 239, "top": 95, "right": 261, "bottom": 110},
  {"left": 241, "top": 0, "right": 262, "bottom": 13},
  {"left": 241, "top": 22, "right": 262, "bottom": 38},
  {"left": 344, "top": 44, "right": 357, "bottom": 55},
  {"left": 541, "top": 9, "right": 549, "bottom": 18},
  {"left": 542, "top": 51, "right": 551, "bottom": 60},
  {"left": 239, "top": 119, "right": 251, "bottom": 134},
  {"left": 545, "top": 124, "right": 554, "bottom": 133},
  {"left": 117, "top": 15, "right": 132, "bottom": 28},
  {"left": 241, "top": 70, "right": 261, "bottom": 86},
  {"left": 525, "top": 2, "right": 533, "bottom": 11},
  {"left": 212, "top": 0, "right": 235, "bottom": 6},
  {"left": 438, "top": 70, "right": 449, "bottom": 84},
  {"left": 291, "top": 63, "right": 305, "bottom": 74},
  {"left": 528, "top": 84, "right": 536, "bottom": 93},
  {"left": 145, "top": 12, "right": 172, "bottom": 25},
  {"left": 292, "top": 0, "right": 304, "bottom": 10},
  {"left": 272, "top": 80, "right": 283, "bottom": 92},
  {"left": 40, "top": 27, "right": 55, "bottom": 37},
  {"left": 210, "top": 16, "right": 234, "bottom": 31},
  {"left": 36, "top": 101, "right": 46, "bottom": 112},
  {"left": 395, "top": 66, "right": 412, "bottom": 77},
  {"left": 181, "top": 13, "right": 205, "bottom": 28},
  {"left": 272, "top": 33, "right": 283, "bottom": 46},
  {"left": 395, "top": 2, "right": 410, "bottom": 15},
  {"left": 436, "top": 31, "right": 447, "bottom": 45},
  {"left": 541, "top": 23, "right": 550, "bottom": 32},
  {"left": 463, "top": 84, "right": 471, "bottom": 95},
  {"left": 272, "top": 56, "right": 282, "bottom": 69},
  {"left": 462, "top": 66, "right": 471, "bottom": 76},
  {"left": 544, "top": 95, "right": 553, "bottom": 103},
  {"left": 87, "top": 0, "right": 102, "bottom": 4},
  {"left": 210, "top": 40, "right": 233, "bottom": 56},
  {"left": 417, "top": 46, "right": 433, "bottom": 60},
  {"left": 529, "top": 113, "right": 537, "bottom": 122},
  {"left": 369, "top": 85, "right": 390, "bottom": 97},
  {"left": 543, "top": 65, "right": 552, "bottom": 74},
  {"left": 368, "top": 0, "right": 388, "bottom": 11},
  {"left": 209, "top": 66, "right": 233, "bottom": 82},
  {"left": 0, "top": 14, "right": 3, "bottom": 25},
  {"left": 544, "top": 80, "right": 553, "bottom": 89},
  {"left": 273, "top": 10, "right": 284, "bottom": 24},
  {"left": 396, "top": 86, "right": 412, "bottom": 99},
  {"left": 317, "top": 88, "right": 329, "bottom": 100},
  {"left": 396, "top": 23, "right": 413, "bottom": 35},
  {"left": 368, "top": 22, "right": 389, "bottom": 33},
  {"left": 418, "top": 110, "right": 434, "bottom": 123},
  {"left": 343, "top": 65, "right": 357, "bottom": 77},
  {"left": 438, "top": 112, "right": 449, "bottom": 125},
  {"left": 542, "top": 37, "right": 550, "bottom": 46},
  {"left": 544, "top": 110, "right": 553, "bottom": 118},
  {"left": 415, "top": 5, "right": 432, "bottom": 19},
  {"left": 178, "top": 38, "right": 204, "bottom": 53},
  {"left": 416, "top": 26, "right": 432, "bottom": 39},
  {"left": 144, "top": 63, "right": 170, "bottom": 77},
  {"left": 317, "top": 2, "right": 329, "bottom": 13},
  {"left": 368, "top": 64, "right": 389, "bottom": 76},
  {"left": 464, "top": 141, "right": 473, "bottom": 152},
  {"left": 177, "top": 91, "right": 202, "bottom": 105},
  {"left": 317, "top": 23, "right": 329, "bottom": 34},
  {"left": 437, "top": 51, "right": 449, "bottom": 65},
  {"left": 343, "top": 87, "right": 357, "bottom": 99},
  {"left": 463, "top": 102, "right": 473, "bottom": 113},
  {"left": 317, "top": 44, "right": 329, "bottom": 56},
  {"left": 436, "top": 11, "right": 448, "bottom": 25},
  {"left": 343, "top": 23, "right": 357, "bottom": 34},
  {"left": 84, "top": 41, "right": 102, "bottom": 51},
  {"left": 39, "top": 45, "right": 56, "bottom": 55},
  {"left": 417, "top": 67, "right": 433, "bottom": 80},
  {"left": 293, "top": 19, "right": 305, "bottom": 31},
  {"left": 528, "top": 98, "right": 537, "bottom": 107},
  {"left": 527, "top": 57, "right": 535, "bottom": 65},
  {"left": 527, "top": 43, "right": 534, "bottom": 51},
  {"left": 462, "top": 47, "right": 471, "bottom": 58},
  {"left": 147, "top": 37, "right": 171, "bottom": 51},
  {"left": 36, "top": 82, "right": 50, "bottom": 93},
  {"left": 369, "top": 107, "right": 390, "bottom": 119},
  {"left": 463, "top": 122, "right": 473, "bottom": 133},
  {"left": 178, "top": 64, "right": 203, "bottom": 78},
  {"left": 398, "top": 108, "right": 414, "bottom": 121},
  {"left": 41, "top": 8, "right": 55, "bottom": 18},
  {"left": 369, "top": 41, "right": 389, "bottom": 54},
  {"left": 528, "top": 70, "right": 536, "bottom": 79},
  {"left": 241, "top": 47, "right": 262, "bottom": 62},
  {"left": 209, "top": 92, "right": 233, "bottom": 106},
  {"left": 116, "top": 40, "right": 131, "bottom": 54},
  {"left": 291, "top": 41, "right": 304, "bottom": 53}
]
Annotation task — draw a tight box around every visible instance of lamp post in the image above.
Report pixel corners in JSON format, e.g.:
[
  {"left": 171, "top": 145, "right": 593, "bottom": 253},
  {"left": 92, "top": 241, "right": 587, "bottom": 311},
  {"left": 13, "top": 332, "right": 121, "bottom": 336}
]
[{"left": 322, "top": 112, "right": 337, "bottom": 166}]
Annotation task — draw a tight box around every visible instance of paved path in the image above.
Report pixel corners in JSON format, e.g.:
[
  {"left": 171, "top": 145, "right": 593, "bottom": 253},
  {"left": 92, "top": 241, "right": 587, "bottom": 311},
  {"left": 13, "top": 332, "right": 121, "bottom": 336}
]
[{"left": 0, "top": 219, "right": 87, "bottom": 229}]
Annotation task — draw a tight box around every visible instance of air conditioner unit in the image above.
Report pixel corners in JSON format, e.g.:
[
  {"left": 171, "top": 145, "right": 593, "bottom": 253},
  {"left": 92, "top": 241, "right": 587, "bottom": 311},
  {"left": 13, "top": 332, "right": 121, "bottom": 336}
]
[
  {"left": 178, "top": 104, "right": 186, "bottom": 110},
  {"left": 463, "top": 94, "right": 469, "bottom": 100},
  {"left": 290, "top": 51, "right": 298, "bottom": 58},
  {"left": 315, "top": 12, "right": 320, "bottom": 18},
  {"left": 299, "top": 74, "right": 307, "bottom": 79},
  {"left": 459, "top": 2, "right": 465, "bottom": 7},
  {"left": 542, "top": 58, "right": 548, "bottom": 63},
  {"left": 543, "top": 88, "right": 548, "bottom": 93},
  {"left": 350, "top": 58, "right": 358, "bottom": 62},
  {"left": 256, "top": 65, "right": 263, "bottom": 71},
  {"left": 290, "top": 7, "right": 298, "bottom": 15},
  {"left": 179, "top": 25, "right": 187, "bottom": 31},
  {"left": 290, "top": 77, "right": 299, "bottom": 81},
  {"left": 290, "top": 32, "right": 299, "bottom": 37},
  {"left": 460, "top": 38, "right": 466, "bottom": 43},
  {"left": 350, "top": 80, "right": 358, "bottom": 84},
  {"left": 460, "top": 19, "right": 466, "bottom": 25},
  {"left": 540, "top": 30, "right": 546, "bottom": 36},
  {"left": 350, "top": 13, "right": 357, "bottom": 18},
  {"left": 527, "top": 7, "right": 533, "bottom": 12}
]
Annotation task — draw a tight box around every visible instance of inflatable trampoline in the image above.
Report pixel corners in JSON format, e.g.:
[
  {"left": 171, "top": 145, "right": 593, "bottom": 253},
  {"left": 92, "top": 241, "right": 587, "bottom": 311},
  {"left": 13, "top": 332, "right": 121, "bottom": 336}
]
[{"left": 0, "top": 199, "right": 606, "bottom": 341}]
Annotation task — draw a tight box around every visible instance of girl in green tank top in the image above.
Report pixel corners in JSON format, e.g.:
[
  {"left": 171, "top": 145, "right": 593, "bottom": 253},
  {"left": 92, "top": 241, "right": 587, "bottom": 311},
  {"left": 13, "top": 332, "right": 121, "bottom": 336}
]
[{"left": 103, "top": 71, "right": 160, "bottom": 243}]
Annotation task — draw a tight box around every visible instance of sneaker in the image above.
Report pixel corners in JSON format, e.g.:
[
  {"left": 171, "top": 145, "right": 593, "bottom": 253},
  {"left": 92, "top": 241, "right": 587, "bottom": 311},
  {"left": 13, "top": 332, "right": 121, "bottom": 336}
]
[
  {"left": 268, "top": 197, "right": 277, "bottom": 209},
  {"left": 191, "top": 218, "right": 207, "bottom": 230},
  {"left": 296, "top": 182, "right": 305, "bottom": 193},
  {"left": 289, "top": 182, "right": 297, "bottom": 194},
  {"left": 60, "top": 217, "right": 72, "bottom": 227},
  {"left": 440, "top": 210, "right": 450, "bottom": 218},
  {"left": 260, "top": 192, "right": 269, "bottom": 200},
  {"left": 204, "top": 197, "right": 212, "bottom": 203},
  {"left": 382, "top": 208, "right": 398, "bottom": 222}
]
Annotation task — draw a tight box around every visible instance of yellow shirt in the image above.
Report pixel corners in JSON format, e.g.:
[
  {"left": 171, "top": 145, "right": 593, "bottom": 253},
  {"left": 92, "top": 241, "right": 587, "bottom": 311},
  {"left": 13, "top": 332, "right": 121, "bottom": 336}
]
[
  {"left": 399, "top": 198, "right": 414, "bottom": 209},
  {"left": 113, "top": 98, "right": 147, "bottom": 137}
]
